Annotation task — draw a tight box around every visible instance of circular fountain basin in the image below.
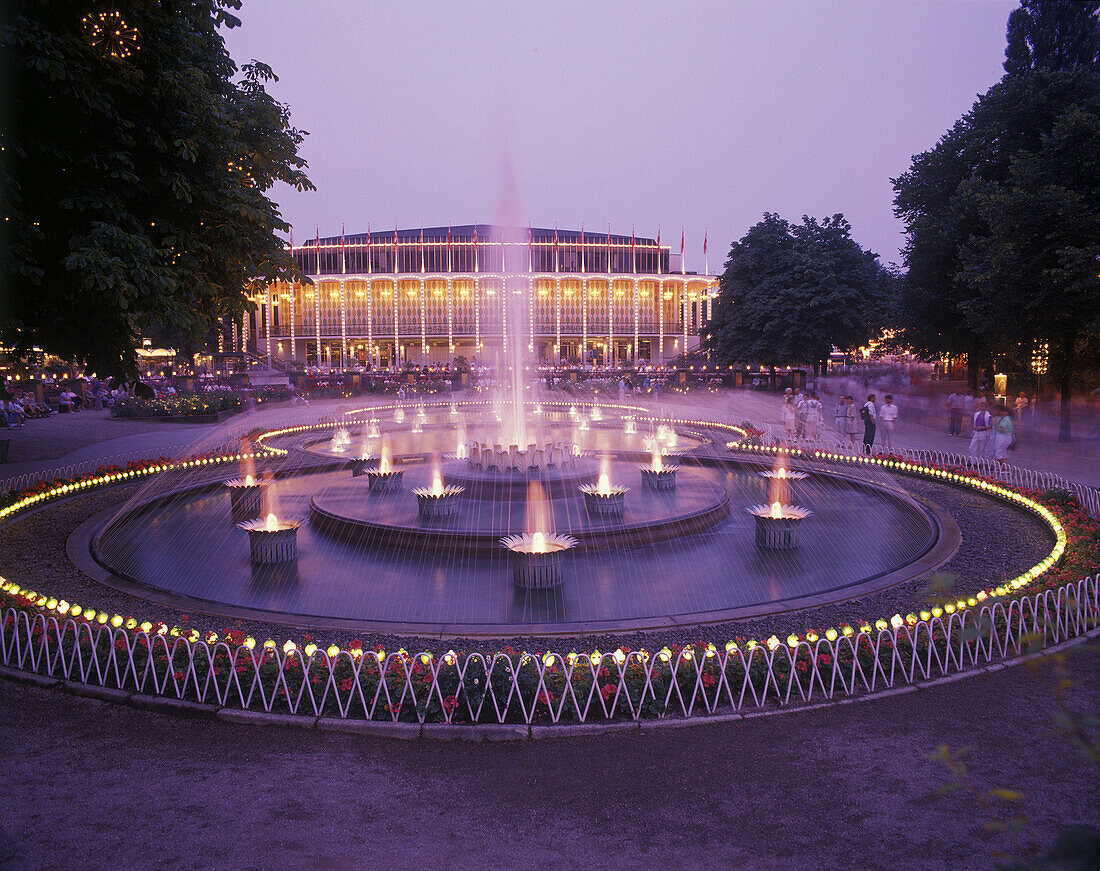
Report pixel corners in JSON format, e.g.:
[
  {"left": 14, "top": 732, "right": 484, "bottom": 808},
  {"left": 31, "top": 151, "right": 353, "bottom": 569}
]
[{"left": 309, "top": 461, "right": 729, "bottom": 552}]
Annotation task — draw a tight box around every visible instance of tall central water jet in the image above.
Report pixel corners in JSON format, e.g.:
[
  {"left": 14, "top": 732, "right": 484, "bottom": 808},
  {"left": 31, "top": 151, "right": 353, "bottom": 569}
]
[{"left": 496, "top": 158, "right": 530, "bottom": 451}]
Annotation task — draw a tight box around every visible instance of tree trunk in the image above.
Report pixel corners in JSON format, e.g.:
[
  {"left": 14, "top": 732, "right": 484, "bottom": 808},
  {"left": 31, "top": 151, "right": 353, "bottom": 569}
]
[{"left": 1057, "top": 338, "right": 1073, "bottom": 442}]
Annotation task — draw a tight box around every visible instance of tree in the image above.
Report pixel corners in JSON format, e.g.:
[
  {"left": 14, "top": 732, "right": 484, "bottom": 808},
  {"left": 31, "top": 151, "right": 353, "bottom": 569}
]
[
  {"left": 1, "top": 0, "right": 314, "bottom": 377},
  {"left": 893, "top": 0, "right": 1098, "bottom": 435},
  {"left": 958, "top": 104, "right": 1100, "bottom": 440},
  {"left": 1005, "top": 0, "right": 1100, "bottom": 76},
  {"left": 702, "top": 213, "right": 885, "bottom": 377}
]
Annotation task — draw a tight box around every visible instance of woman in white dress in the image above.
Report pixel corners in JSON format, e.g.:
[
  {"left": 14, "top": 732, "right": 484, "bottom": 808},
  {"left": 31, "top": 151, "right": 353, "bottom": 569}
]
[{"left": 781, "top": 395, "right": 796, "bottom": 439}]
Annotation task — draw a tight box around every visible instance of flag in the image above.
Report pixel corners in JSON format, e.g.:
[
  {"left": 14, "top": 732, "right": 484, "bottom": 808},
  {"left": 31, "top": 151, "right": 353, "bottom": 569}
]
[
  {"left": 703, "top": 229, "right": 708, "bottom": 256},
  {"left": 680, "top": 227, "right": 684, "bottom": 257}
]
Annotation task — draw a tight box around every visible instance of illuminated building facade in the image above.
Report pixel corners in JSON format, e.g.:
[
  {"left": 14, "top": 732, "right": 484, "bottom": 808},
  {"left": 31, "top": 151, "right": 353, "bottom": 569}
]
[{"left": 246, "top": 226, "right": 717, "bottom": 368}]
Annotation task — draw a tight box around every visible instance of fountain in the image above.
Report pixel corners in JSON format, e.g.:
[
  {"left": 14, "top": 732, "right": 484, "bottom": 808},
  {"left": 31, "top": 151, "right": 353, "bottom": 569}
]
[
  {"left": 640, "top": 448, "right": 679, "bottom": 491},
  {"left": 623, "top": 416, "right": 637, "bottom": 435},
  {"left": 746, "top": 501, "right": 812, "bottom": 549},
  {"left": 758, "top": 455, "right": 807, "bottom": 505},
  {"left": 501, "top": 482, "right": 577, "bottom": 588},
  {"left": 367, "top": 419, "right": 381, "bottom": 438},
  {"left": 394, "top": 407, "right": 405, "bottom": 423},
  {"left": 580, "top": 455, "right": 628, "bottom": 517},
  {"left": 224, "top": 473, "right": 269, "bottom": 522},
  {"left": 365, "top": 441, "right": 404, "bottom": 493},
  {"left": 413, "top": 457, "right": 465, "bottom": 519},
  {"left": 331, "top": 428, "right": 351, "bottom": 453},
  {"left": 238, "top": 511, "right": 302, "bottom": 564}
]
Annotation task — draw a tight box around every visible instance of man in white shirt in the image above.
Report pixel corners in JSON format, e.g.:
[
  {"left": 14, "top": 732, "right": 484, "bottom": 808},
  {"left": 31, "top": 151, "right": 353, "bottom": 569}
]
[
  {"left": 861, "top": 394, "right": 877, "bottom": 454},
  {"left": 969, "top": 399, "right": 993, "bottom": 459},
  {"left": 879, "top": 395, "right": 899, "bottom": 452}
]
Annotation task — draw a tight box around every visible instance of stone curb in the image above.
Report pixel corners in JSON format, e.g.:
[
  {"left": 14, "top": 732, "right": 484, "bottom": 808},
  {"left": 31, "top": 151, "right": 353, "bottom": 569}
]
[
  {"left": 217, "top": 708, "right": 317, "bottom": 730},
  {"left": 130, "top": 694, "right": 219, "bottom": 719},
  {"left": 3, "top": 626, "right": 1095, "bottom": 740},
  {"left": 0, "top": 664, "right": 60, "bottom": 689},
  {"left": 316, "top": 718, "right": 419, "bottom": 739},
  {"left": 61, "top": 681, "right": 131, "bottom": 704}
]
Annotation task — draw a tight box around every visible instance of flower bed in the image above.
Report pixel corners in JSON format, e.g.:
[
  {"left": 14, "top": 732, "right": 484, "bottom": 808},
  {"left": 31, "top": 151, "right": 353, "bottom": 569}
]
[
  {"left": 0, "top": 410, "right": 1097, "bottom": 726},
  {"left": 111, "top": 394, "right": 239, "bottom": 418}
]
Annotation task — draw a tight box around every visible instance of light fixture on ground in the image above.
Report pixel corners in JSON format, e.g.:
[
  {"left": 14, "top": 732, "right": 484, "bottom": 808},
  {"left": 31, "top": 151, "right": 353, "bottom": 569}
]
[
  {"left": 224, "top": 475, "right": 269, "bottom": 522},
  {"left": 746, "top": 501, "right": 812, "bottom": 549},
  {"left": 501, "top": 532, "right": 578, "bottom": 589},
  {"left": 238, "top": 512, "right": 302, "bottom": 564}
]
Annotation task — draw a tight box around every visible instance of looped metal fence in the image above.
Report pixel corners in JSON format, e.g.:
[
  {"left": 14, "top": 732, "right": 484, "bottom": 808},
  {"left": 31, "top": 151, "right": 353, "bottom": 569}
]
[{"left": 2, "top": 577, "right": 1095, "bottom": 724}]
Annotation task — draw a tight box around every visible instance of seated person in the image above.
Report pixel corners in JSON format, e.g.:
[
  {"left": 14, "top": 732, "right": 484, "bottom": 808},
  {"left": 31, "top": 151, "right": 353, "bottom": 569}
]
[{"left": 58, "top": 390, "right": 74, "bottom": 412}]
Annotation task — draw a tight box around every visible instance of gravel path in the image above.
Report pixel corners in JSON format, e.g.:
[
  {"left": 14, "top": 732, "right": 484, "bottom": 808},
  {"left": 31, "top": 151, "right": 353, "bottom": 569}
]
[{"left": 2, "top": 644, "right": 1096, "bottom": 871}]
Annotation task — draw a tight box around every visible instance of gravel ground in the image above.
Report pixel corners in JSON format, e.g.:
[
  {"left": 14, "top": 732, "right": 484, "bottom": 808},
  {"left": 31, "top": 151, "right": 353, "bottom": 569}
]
[
  {"left": 2, "top": 644, "right": 1097, "bottom": 871},
  {"left": 0, "top": 470, "right": 1054, "bottom": 656}
]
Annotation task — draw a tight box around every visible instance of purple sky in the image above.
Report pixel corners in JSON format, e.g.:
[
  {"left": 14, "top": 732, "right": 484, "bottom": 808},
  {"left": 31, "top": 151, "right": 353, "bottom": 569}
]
[{"left": 222, "top": 0, "right": 1017, "bottom": 270}]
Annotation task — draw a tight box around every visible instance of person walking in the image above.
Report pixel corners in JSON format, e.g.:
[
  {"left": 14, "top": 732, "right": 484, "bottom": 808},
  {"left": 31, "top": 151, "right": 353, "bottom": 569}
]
[
  {"left": 879, "top": 395, "right": 898, "bottom": 453},
  {"left": 861, "top": 394, "right": 877, "bottom": 454},
  {"left": 781, "top": 394, "right": 797, "bottom": 440},
  {"left": 969, "top": 399, "right": 993, "bottom": 459},
  {"left": 845, "top": 396, "right": 859, "bottom": 448},
  {"left": 991, "top": 403, "right": 1015, "bottom": 464},
  {"left": 947, "top": 390, "right": 965, "bottom": 436},
  {"left": 834, "top": 395, "right": 847, "bottom": 438}
]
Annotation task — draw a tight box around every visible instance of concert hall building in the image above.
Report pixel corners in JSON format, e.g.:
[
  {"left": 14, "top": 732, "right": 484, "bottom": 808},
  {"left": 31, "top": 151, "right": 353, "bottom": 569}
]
[{"left": 244, "top": 226, "right": 717, "bottom": 368}]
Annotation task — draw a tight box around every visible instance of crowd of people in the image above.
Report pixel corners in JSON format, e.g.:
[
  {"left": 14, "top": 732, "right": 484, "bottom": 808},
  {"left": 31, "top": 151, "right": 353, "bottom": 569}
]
[{"left": 778, "top": 384, "right": 1026, "bottom": 464}]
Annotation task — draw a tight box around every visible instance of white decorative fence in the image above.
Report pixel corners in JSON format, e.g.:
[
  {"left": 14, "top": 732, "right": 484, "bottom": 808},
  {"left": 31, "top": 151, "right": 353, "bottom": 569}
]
[{"left": 2, "top": 577, "right": 1096, "bottom": 724}]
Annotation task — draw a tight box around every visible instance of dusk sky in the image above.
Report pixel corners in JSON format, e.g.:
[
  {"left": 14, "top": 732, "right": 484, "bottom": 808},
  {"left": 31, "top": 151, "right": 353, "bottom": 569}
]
[{"left": 222, "top": 0, "right": 1018, "bottom": 270}]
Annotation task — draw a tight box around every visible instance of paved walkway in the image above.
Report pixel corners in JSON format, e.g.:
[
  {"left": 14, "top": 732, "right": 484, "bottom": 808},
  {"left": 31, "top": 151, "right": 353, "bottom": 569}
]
[
  {"left": 1, "top": 645, "right": 1095, "bottom": 870},
  {"left": 4, "top": 389, "right": 1098, "bottom": 488}
]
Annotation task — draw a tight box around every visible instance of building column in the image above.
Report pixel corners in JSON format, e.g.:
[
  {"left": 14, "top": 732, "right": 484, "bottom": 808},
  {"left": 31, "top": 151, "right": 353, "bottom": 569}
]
[
  {"left": 581, "top": 278, "right": 588, "bottom": 365},
  {"left": 446, "top": 277, "right": 454, "bottom": 360},
  {"left": 314, "top": 280, "right": 322, "bottom": 370},
  {"left": 265, "top": 285, "right": 273, "bottom": 365},
  {"left": 607, "top": 281, "right": 613, "bottom": 368},
  {"left": 289, "top": 283, "right": 296, "bottom": 361},
  {"left": 366, "top": 278, "right": 373, "bottom": 368},
  {"left": 339, "top": 279, "right": 348, "bottom": 369},
  {"left": 682, "top": 288, "right": 688, "bottom": 356},
  {"left": 392, "top": 279, "right": 400, "bottom": 371},
  {"left": 419, "top": 277, "right": 427, "bottom": 363},
  {"left": 658, "top": 280, "right": 664, "bottom": 366},
  {"left": 554, "top": 277, "right": 561, "bottom": 364},
  {"left": 632, "top": 278, "right": 639, "bottom": 367}
]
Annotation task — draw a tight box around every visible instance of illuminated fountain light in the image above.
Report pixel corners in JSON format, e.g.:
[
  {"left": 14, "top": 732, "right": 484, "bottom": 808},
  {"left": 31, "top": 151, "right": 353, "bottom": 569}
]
[
  {"left": 589, "top": 406, "right": 602, "bottom": 421},
  {"left": 367, "top": 419, "right": 381, "bottom": 438},
  {"left": 746, "top": 502, "right": 812, "bottom": 550},
  {"left": 330, "top": 428, "right": 351, "bottom": 453},
  {"left": 365, "top": 444, "right": 403, "bottom": 493},
  {"left": 350, "top": 449, "right": 372, "bottom": 478},
  {"left": 416, "top": 405, "right": 428, "bottom": 423},
  {"left": 578, "top": 415, "right": 590, "bottom": 431},
  {"left": 224, "top": 474, "right": 269, "bottom": 523},
  {"left": 533, "top": 404, "right": 543, "bottom": 414},
  {"left": 640, "top": 450, "right": 679, "bottom": 491},
  {"left": 623, "top": 416, "right": 637, "bottom": 435},
  {"left": 579, "top": 455, "right": 628, "bottom": 516},
  {"left": 393, "top": 407, "right": 405, "bottom": 423},
  {"left": 449, "top": 404, "right": 458, "bottom": 416},
  {"left": 500, "top": 532, "right": 578, "bottom": 589},
  {"left": 412, "top": 463, "right": 465, "bottom": 519},
  {"left": 463, "top": 441, "right": 580, "bottom": 473},
  {"left": 238, "top": 512, "right": 302, "bottom": 564},
  {"left": 759, "top": 466, "right": 808, "bottom": 505}
]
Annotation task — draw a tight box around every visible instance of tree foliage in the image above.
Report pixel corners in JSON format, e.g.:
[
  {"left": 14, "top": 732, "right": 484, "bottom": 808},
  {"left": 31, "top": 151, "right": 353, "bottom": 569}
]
[
  {"left": 1005, "top": 0, "right": 1100, "bottom": 76},
  {"left": 1, "top": 0, "right": 314, "bottom": 376},
  {"left": 701, "top": 213, "right": 886, "bottom": 371},
  {"left": 892, "top": 0, "right": 1098, "bottom": 436}
]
